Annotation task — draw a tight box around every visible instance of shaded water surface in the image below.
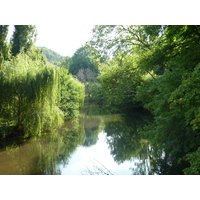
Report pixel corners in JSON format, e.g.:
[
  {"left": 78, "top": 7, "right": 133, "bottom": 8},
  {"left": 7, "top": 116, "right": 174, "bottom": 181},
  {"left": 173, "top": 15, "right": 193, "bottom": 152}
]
[{"left": 0, "top": 105, "right": 188, "bottom": 175}]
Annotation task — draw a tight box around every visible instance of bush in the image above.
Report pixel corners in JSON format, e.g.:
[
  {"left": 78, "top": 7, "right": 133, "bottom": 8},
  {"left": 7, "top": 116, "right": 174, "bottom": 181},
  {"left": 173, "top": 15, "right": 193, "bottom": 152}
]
[{"left": 184, "top": 147, "right": 200, "bottom": 175}]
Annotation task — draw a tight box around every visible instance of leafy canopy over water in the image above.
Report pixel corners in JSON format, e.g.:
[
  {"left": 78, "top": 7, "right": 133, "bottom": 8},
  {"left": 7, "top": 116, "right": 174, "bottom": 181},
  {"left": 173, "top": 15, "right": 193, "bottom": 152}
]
[{"left": 89, "top": 25, "right": 200, "bottom": 174}]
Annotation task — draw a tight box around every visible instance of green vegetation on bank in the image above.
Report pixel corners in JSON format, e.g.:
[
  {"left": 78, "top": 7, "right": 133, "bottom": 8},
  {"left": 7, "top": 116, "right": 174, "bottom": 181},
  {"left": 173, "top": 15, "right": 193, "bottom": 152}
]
[
  {"left": 0, "top": 25, "right": 84, "bottom": 138},
  {"left": 61, "top": 45, "right": 100, "bottom": 102},
  {"left": 88, "top": 25, "right": 200, "bottom": 174}
]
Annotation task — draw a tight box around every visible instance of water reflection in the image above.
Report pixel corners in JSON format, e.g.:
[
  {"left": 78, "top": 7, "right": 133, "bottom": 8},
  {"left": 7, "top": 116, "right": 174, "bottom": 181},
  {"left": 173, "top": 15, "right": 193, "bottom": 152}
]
[
  {"left": 104, "top": 109, "right": 154, "bottom": 174},
  {"left": 103, "top": 108, "right": 191, "bottom": 175},
  {"left": 0, "top": 105, "right": 193, "bottom": 175},
  {"left": 0, "top": 117, "right": 85, "bottom": 175},
  {"left": 81, "top": 117, "right": 102, "bottom": 147}
]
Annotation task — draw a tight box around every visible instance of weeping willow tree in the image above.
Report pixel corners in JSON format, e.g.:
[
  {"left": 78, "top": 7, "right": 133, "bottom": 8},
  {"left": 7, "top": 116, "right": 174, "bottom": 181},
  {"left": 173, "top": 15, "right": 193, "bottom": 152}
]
[
  {"left": 59, "top": 67, "right": 85, "bottom": 118},
  {"left": 0, "top": 47, "right": 64, "bottom": 137}
]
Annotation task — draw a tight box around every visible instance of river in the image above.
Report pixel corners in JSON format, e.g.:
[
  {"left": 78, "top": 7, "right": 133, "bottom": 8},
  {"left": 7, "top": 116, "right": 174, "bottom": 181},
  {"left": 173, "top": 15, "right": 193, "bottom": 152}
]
[{"left": 0, "top": 104, "right": 187, "bottom": 175}]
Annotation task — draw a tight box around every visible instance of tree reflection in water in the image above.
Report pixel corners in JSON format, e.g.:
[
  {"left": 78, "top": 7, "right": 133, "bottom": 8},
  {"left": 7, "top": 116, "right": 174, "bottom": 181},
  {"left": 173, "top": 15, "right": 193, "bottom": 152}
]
[
  {"left": 104, "top": 108, "right": 191, "bottom": 175},
  {"left": 81, "top": 117, "right": 102, "bottom": 147},
  {"left": 0, "top": 105, "right": 195, "bottom": 175},
  {"left": 0, "top": 117, "right": 85, "bottom": 175}
]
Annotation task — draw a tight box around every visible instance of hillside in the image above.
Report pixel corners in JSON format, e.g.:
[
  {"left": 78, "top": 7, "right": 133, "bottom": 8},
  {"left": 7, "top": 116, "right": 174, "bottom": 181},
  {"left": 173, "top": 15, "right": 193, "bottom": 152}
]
[{"left": 38, "top": 46, "right": 64, "bottom": 66}]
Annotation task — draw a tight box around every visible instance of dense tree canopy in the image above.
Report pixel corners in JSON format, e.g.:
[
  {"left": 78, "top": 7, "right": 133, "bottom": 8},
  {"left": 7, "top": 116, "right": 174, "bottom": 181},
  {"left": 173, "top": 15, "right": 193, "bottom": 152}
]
[
  {"left": 89, "top": 25, "right": 200, "bottom": 174},
  {"left": 11, "top": 25, "right": 37, "bottom": 56},
  {"left": 0, "top": 25, "right": 85, "bottom": 138},
  {"left": 0, "top": 47, "right": 63, "bottom": 137},
  {"left": 68, "top": 46, "right": 99, "bottom": 83},
  {"left": 0, "top": 25, "right": 10, "bottom": 61}
]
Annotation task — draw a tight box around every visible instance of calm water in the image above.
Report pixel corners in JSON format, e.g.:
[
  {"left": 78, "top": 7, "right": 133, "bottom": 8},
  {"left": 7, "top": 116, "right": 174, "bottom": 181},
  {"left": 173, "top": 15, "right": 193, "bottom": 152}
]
[{"left": 0, "top": 105, "right": 187, "bottom": 175}]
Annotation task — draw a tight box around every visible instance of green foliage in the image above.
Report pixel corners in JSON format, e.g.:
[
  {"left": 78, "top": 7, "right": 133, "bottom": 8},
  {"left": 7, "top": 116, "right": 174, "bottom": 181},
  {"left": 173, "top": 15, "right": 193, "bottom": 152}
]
[
  {"left": 98, "top": 53, "right": 144, "bottom": 111},
  {"left": 0, "top": 48, "right": 84, "bottom": 137},
  {"left": 39, "top": 47, "right": 64, "bottom": 66},
  {"left": 0, "top": 25, "right": 86, "bottom": 139},
  {"left": 89, "top": 25, "right": 162, "bottom": 59},
  {"left": 89, "top": 25, "right": 200, "bottom": 173},
  {"left": 85, "top": 82, "right": 103, "bottom": 103},
  {"left": 11, "top": 25, "right": 37, "bottom": 56},
  {"left": 135, "top": 26, "right": 200, "bottom": 171},
  {"left": 0, "top": 48, "right": 63, "bottom": 137},
  {"left": 59, "top": 67, "right": 85, "bottom": 118},
  {"left": 63, "top": 46, "right": 99, "bottom": 104},
  {"left": 68, "top": 46, "right": 99, "bottom": 82},
  {"left": 183, "top": 147, "right": 200, "bottom": 175},
  {"left": 61, "top": 56, "right": 72, "bottom": 69},
  {"left": 169, "top": 63, "right": 200, "bottom": 130},
  {"left": 0, "top": 25, "right": 10, "bottom": 61}
]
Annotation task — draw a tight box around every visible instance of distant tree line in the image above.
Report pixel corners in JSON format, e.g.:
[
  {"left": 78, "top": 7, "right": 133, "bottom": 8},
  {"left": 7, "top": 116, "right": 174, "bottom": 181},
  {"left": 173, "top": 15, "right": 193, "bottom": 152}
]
[
  {"left": 39, "top": 46, "right": 64, "bottom": 66},
  {"left": 60, "top": 46, "right": 100, "bottom": 102}
]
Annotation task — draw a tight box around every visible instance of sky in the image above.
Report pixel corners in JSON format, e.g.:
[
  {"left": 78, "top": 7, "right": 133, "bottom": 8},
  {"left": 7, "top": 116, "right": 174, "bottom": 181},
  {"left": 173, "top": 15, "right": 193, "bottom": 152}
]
[
  {"left": 8, "top": 25, "right": 94, "bottom": 57},
  {"left": 35, "top": 24, "right": 94, "bottom": 57}
]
